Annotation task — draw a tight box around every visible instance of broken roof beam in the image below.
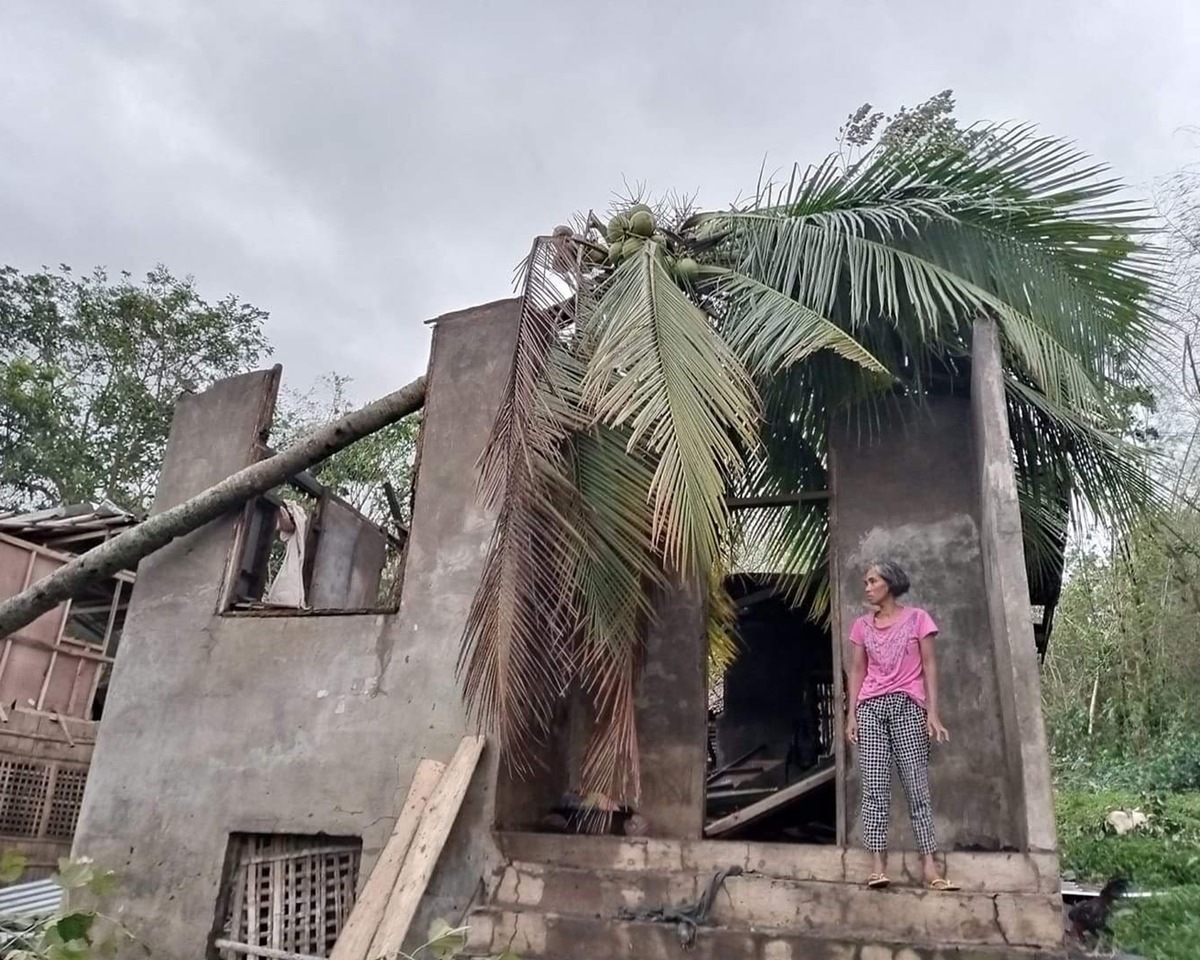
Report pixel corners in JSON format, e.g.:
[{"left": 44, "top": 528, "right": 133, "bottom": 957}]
[
  {"left": 725, "top": 490, "right": 829, "bottom": 510},
  {"left": 255, "top": 444, "right": 410, "bottom": 547},
  {"left": 704, "top": 760, "right": 836, "bottom": 838}
]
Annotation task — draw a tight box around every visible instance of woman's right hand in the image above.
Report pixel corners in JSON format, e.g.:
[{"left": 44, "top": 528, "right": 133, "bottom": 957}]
[{"left": 846, "top": 715, "right": 858, "bottom": 744}]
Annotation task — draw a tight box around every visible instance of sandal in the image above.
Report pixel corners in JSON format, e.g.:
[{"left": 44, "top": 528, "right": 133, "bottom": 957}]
[
  {"left": 927, "top": 877, "right": 960, "bottom": 891},
  {"left": 866, "top": 873, "right": 890, "bottom": 889}
]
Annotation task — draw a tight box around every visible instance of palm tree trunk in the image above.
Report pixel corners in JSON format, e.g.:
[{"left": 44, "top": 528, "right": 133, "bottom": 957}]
[{"left": 0, "top": 375, "right": 427, "bottom": 639}]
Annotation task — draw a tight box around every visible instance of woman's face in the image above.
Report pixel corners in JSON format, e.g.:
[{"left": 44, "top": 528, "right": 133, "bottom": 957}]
[{"left": 863, "top": 567, "right": 890, "bottom": 606}]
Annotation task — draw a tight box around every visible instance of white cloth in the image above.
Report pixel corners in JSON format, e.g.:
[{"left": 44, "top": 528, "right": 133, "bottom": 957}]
[{"left": 265, "top": 502, "right": 309, "bottom": 608}]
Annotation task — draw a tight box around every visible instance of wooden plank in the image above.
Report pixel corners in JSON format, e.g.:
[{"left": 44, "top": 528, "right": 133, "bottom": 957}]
[
  {"left": 330, "top": 758, "right": 445, "bottom": 960},
  {"left": 242, "top": 844, "right": 362, "bottom": 866},
  {"left": 826, "top": 445, "right": 847, "bottom": 848},
  {"left": 213, "top": 939, "right": 325, "bottom": 960},
  {"left": 36, "top": 761, "right": 60, "bottom": 839},
  {"left": 704, "top": 762, "right": 836, "bottom": 838},
  {"left": 705, "top": 744, "right": 766, "bottom": 785},
  {"left": 0, "top": 531, "right": 136, "bottom": 582},
  {"left": 368, "top": 736, "right": 485, "bottom": 959},
  {"left": 53, "top": 713, "right": 75, "bottom": 747},
  {"left": 226, "top": 862, "right": 247, "bottom": 960},
  {"left": 35, "top": 599, "right": 71, "bottom": 710}
]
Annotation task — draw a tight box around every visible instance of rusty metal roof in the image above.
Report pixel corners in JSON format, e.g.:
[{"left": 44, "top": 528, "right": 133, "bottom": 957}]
[{"left": 0, "top": 501, "right": 139, "bottom": 551}]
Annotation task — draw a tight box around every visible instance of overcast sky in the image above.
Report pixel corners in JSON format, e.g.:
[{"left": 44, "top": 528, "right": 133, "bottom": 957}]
[{"left": 2, "top": 1, "right": 1198, "bottom": 403}]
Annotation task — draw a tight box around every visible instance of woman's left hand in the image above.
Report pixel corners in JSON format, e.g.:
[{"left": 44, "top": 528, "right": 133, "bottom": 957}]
[{"left": 926, "top": 713, "right": 950, "bottom": 743}]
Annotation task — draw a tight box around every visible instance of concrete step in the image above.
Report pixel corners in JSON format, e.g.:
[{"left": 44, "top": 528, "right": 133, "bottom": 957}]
[
  {"left": 464, "top": 907, "right": 1063, "bottom": 960},
  {"left": 491, "top": 862, "right": 1064, "bottom": 950},
  {"left": 496, "top": 832, "right": 1060, "bottom": 895}
]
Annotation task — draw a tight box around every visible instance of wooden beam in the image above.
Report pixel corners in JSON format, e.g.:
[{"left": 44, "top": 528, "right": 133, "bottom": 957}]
[
  {"left": 368, "top": 736, "right": 486, "bottom": 959},
  {"left": 704, "top": 761, "right": 836, "bottom": 838},
  {"left": 213, "top": 939, "right": 325, "bottom": 960},
  {"left": 705, "top": 744, "right": 766, "bottom": 785},
  {"left": 734, "top": 586, "right": 779, "bottom": 611},
  {"left": 0, "top": 532, "right": 135, "bottom": 583},
  {"left": 382, "top": 482, "right": 408, "bottom": 536},
  {"left": 330, "top": 758, "right": 446, "bottom": 960},
  {"left": 725, "top": 491, "right": 830, "bottom": 510}
]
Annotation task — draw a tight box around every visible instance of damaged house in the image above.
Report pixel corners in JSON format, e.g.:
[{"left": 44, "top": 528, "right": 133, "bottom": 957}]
[
  {"left": 61, "top": 298, "right": 1068, "bottom": 959},
  {"left": 0, "top": 503, "right": 136, "bottom": 875}
]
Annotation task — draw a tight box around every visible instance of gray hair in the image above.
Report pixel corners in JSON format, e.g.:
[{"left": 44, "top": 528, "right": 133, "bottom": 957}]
[{"left": 868, "top": 559, "right": 911, "bottom": 598}]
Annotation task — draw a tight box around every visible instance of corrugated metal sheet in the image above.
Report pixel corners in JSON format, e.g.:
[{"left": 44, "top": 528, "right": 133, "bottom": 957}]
[{"left": 0, "top": 877, "right": 64, "bottom": 918}]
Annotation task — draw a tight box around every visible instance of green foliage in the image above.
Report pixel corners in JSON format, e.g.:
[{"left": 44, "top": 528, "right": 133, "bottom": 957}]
[
  {"left": 379, "top": 917, "right": 514, "bottom": 960},
  {"left": 1057, "top": 787, "right": 1200, "bottom": 887},
  {"left": 838, "top": 89, "right": 992, "bottom": 161},
  {"left": 0, "top": 264, "right": 268, "bottom": 512},
  {"left": 419, "top": 918, "right": 468, "bottom": 959},
  {"left": 0, "top": 856, "right": 140, "bottom": 959},
  {"left": 1057, "top": 786, "right": 1200, "bottom": 959},
  {"left": 1044, "top": 512, "right": 1200, "bottom": 782},
  {"left": 273, "top": 372, "right": 421, "bottom": 529},
  {"left": 1111, "top": 885, "right": 1200, "bottom": 960},
  {"left": 1, "top": 849, "right": 28, "bottom": 883}
]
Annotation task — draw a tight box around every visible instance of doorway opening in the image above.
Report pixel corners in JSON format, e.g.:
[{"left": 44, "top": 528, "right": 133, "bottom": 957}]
[{"left": 706, "top": 574, "right": 837, "bottom": 842}]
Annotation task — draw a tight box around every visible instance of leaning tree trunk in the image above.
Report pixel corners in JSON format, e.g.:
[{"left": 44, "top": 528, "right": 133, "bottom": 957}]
[{"left": 0, "top": 375, "right": 427, "bottom": 639}]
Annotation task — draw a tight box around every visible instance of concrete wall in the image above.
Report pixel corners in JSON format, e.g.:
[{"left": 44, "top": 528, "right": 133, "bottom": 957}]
[
  {"left": 494, "top": 578, "right": 709, "bottom": 841},
  {"left": 634, "top": 579, "right": 708, "bottom": 838},
  {"left": 829, "top": 396, "right": 1019, "bottom": 852},
  {"left": 73, "top": 299, "right": 522, "bottom": 956},
  {"left": 971, "top": 320, "right": 1057, "bottom": 852}
]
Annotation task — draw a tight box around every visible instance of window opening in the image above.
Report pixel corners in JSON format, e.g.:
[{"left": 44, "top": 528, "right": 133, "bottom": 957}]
[{"left": 214, "top": 833, "right": 361, "bottom": 959}]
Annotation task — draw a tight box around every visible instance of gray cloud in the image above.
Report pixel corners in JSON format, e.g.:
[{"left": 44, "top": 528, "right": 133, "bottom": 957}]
[{"left": 2, "top": 0, "right": 1197, "bottom": 401}]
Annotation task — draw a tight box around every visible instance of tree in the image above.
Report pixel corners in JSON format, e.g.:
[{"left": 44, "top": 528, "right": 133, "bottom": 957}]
[
  {"left": 460, "top": 121, "right": 1166, "bottom": 806},
  {"left": 0, "top": 264, "right": 268, "bottom": 512},
  {"left": 837, "top": 89, "right": 993, "bottom": 163},
  {"left": 274, "top": 373, "right": 422, "bottom": 528}
]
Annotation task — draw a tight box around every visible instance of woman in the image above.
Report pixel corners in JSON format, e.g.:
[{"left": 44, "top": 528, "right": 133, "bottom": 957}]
[{"left": 845, "top": 559, "right": 959, "bottom": 891}]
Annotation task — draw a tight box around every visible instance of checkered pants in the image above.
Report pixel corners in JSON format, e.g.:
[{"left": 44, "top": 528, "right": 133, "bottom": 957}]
[{"left": 856, "top": 692, "right": 937, "bottom": 854}]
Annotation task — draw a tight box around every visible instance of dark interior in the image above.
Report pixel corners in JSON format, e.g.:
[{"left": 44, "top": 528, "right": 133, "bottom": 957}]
[{"left": 706, "top": 574, "right": 837, "bottom": 843}]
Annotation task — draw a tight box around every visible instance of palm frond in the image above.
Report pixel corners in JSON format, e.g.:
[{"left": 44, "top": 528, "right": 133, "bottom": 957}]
[
  {"left": 460, "top": 238, "right": 583, "bottom": 771},
  {"left": 706, "top": 560, "right": 739, "bottom": 680},
  {"left": 582, "top": 241, "right": 760, "bottom": 574},
  {"left": 477, "top": 237, "right": 574, "bottom": 506},
  {"left": 712, "top": 268, "right": 889, "bottom": 378}
]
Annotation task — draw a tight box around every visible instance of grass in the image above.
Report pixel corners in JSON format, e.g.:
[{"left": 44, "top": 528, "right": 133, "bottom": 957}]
[{"left": 1056, "top": 785, "right": 1200, "bottom": 959}]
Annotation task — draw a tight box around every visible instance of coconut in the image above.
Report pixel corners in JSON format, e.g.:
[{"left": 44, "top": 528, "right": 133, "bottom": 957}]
[
  {"left": 628, "top": 210, "right": 655, "bottom": 238},
  {"left": 674, "top": 256, "right": 700, "bottom": 282},
  {"left": 627, "top": 202, "right": 653, "bottom": 216},
  {"left": 622, "top": 237, "right": 644, "bottom": 258},
  {"left": 607, "top": 215, "right": 630, "bottom": 243},
  {"left": 606, "top": 240, "right": 625, "bottom": 263}
]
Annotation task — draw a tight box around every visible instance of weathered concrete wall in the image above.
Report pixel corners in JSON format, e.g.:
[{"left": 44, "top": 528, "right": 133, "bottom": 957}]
[
  {"left": 634, "top": 579, "right": 708, "bottom": 838},
  {"left": 830, "top": 397, "right": 1018, "bottom": 851},
  {"left": 971, "top": 321, "right": 1057, "bottom": 852},
  {"left": 494, "top": 578, "right": 709, "bottom": 840},
  {"left": 73, "top": 300, "right": 522, "bottom": 956}
]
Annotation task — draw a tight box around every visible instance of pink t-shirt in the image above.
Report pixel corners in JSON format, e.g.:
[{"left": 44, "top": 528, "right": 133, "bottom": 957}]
[{"left": 849, "top": 607, "right": 939, "bottom": 708}]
